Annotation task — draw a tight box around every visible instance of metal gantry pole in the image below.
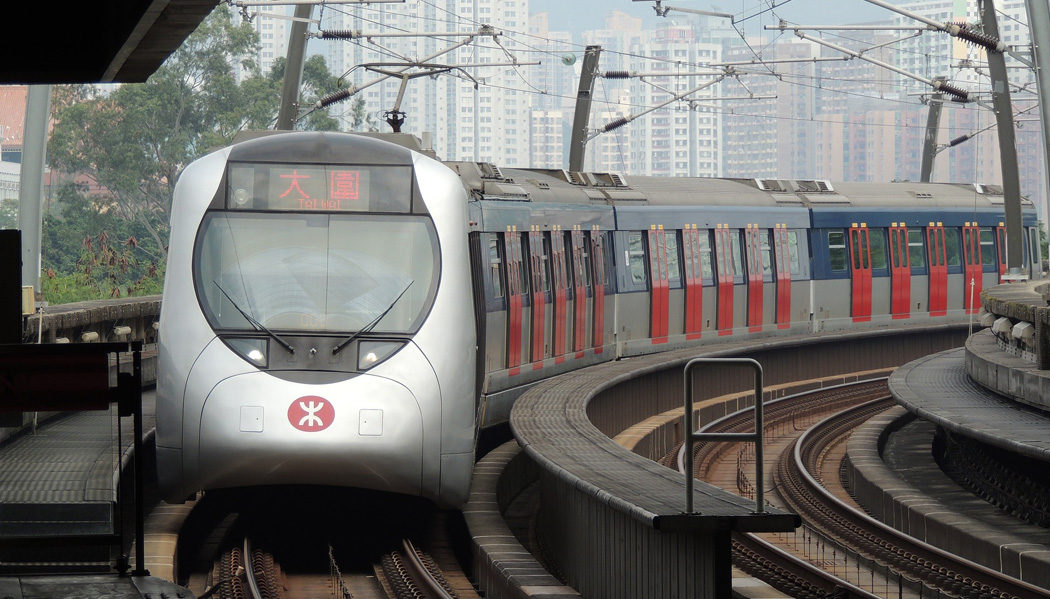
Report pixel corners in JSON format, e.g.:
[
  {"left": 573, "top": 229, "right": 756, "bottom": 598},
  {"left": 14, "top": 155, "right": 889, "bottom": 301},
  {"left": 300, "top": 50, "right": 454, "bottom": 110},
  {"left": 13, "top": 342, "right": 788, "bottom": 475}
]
[
  {"left": 1023, "top": 0, "right": 1050, "bottom": 224},
  {"left": 683, "top": 357, "right": 764, "bottom": 514},
  {"left": 569, "top": 46, "right": 601, "bottom": 172},
  {"left": 276, "top": 4, "right": 314, "bottom": 130},
  {"left": 920, "top": 79, "right": 945, "bottom": 182},
  {"left": 18, "top": 84, "right": 50, "bottom": 292},
  {"left": 979, "top": 0, "right": 1025, "bottom": 275}
]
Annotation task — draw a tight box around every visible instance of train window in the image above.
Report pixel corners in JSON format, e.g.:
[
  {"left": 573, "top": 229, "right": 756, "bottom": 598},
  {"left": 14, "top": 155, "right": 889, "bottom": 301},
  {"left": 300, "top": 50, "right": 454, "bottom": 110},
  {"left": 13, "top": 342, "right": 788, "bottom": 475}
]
[
  {"left": 760, "top": 231, "right": 773, "bottom": 276},
  {"left": 1031, "top": 227, "right": 1042, "bottom": 268},
  {"left": 581, "top": 240, "right": 592, "bottom": 289},
  {"left": 627, "top": 232, "right": 647, "bottom": 285},
  {"left": 730, "top": 231, "right": 744, "bottom": 276},
  {"left": 979, "top": 228, "right": 996, "bottom": 267},
  {"left": 868, "top": 229, "right": 887, "bottom": 270},
  {"left": 542, "top": 235, "right": 553, "bottom": 293},
  {"left": 907, "top": 230, "right": 925, "bottom": 268},
  {"left": 787, "top": 231, "right": 801, "bottom": 275},
  {"left": 489, "top": 235, "right": 504, "bottom": 299},
  {"left": 943, "top": 228, "right": 961, "bottom": 267},
  {"left": 851, "top": 231, "right": 869, "bottom": 269},
  {"left": 828, "top": 231, "right": 847, "bottom": 272},
  {"left": 666, "top": 232, "right": 681, "bottom": 287},
  {"left": 699, "top": 232, "right": 714, "bottom": 280},
  {"left": 517, "top": 235, "right": 530, "bottom": 294}
]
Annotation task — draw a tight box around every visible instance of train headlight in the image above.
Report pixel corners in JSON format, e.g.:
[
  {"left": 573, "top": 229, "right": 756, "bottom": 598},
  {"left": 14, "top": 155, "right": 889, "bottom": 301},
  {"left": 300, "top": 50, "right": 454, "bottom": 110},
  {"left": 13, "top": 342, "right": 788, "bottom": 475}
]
[
  {"left": 226, "top": 337, "right": 268, "bottom": 368},
  {"left": 232, "top": 187, "right": 251, "bottom": 206},
  {"left": 357, "top": 340, "right": 405, "bottom": 370}
]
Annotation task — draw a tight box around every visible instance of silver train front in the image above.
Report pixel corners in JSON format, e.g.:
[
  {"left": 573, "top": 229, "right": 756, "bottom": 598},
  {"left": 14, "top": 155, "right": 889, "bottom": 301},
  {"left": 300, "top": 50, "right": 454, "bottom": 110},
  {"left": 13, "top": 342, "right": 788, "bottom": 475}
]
[{"left": 155, "top": 133, "right": 477, "bottom": 507}]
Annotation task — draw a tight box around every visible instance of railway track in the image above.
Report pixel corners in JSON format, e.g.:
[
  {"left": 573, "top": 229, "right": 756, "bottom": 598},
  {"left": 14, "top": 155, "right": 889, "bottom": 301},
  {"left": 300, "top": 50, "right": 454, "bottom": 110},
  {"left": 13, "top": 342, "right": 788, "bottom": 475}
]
[
  {"left": 779, "top": 397, "right": 1050, "bottom": 599},
  {"left": 671, "top": 376, "right": 1050, "bottom": 598},
  {"left": 204, "top": 536, "right": 461, "bottom": 599},
  {"left": 670, "top": 379, "right": 889, "bottom": 599}
]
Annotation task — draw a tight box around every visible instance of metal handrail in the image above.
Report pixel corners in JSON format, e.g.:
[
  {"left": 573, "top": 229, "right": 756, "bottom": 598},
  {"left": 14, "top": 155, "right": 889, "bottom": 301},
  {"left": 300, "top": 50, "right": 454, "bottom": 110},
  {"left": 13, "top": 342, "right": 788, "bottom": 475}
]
[{"left": 683, "top": 357, "right": 764, "bottom": 514}]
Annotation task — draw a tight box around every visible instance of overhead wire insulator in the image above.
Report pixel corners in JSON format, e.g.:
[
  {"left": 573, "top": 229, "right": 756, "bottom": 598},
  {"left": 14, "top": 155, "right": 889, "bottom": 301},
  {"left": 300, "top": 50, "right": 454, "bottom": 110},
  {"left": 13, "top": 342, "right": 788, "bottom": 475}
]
[
  {"left": 949, "top": 134, "right": 973, "bottom": 147},
  {"left": 933, "top": 81, "right": 969, "bottom": 102},
  {"left": 603, "top": 71, "right": 631, "bottom": 79},
  {"left": 319, "top": 30, "right": 356, "bottom": 40},
  {"left": 951, "top": 24, "right": 1005, "bottom": 52},
  {"left": 317, "top": 89, "right": 352, "bottom": 109},
  {"left": 602, "top": 117, "right": 630, "bottom": 132}
]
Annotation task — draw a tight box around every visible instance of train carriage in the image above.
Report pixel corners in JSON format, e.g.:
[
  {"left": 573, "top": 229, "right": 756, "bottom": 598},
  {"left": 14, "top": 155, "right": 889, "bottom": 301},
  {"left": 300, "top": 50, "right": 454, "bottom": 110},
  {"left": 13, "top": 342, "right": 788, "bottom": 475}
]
[{"left": 157, "top": 131, "right": 1041, "bottom": 508}]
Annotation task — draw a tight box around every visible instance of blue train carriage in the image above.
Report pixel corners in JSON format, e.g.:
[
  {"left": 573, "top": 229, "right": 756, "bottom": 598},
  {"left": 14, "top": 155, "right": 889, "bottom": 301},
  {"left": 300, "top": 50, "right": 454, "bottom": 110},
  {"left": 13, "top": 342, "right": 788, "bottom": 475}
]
[{"left": 808, "top": 181, "right": 1041, "bottom": 332}]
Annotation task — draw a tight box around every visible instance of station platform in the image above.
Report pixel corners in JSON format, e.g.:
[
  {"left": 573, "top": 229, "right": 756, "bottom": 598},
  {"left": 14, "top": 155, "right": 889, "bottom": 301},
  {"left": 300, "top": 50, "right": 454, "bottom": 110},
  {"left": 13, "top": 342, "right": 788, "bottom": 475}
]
[
  {"left": 0, "top": 391, "right": 192, "bottom": 598},
  {"left": 846, "top": 406, "right": 1050, "bottom": 587},
  {"left": 888, "top": 346, "right": 1050, "bottom": 462}
]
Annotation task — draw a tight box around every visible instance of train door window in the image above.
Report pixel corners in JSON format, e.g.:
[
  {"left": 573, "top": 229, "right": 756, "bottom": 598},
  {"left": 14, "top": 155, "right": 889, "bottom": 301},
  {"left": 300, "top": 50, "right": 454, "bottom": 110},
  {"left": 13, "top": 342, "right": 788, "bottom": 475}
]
[
  {"left": 760, "top": 230, "right": 773, "bottom": 279},
  {"left": 979, "top": 228, "right": 996, "bottom": 268},
  {"left": 666, "top": 231, "right": 682, "bottom": 288},
  {"left": 627, "top": 231, "right": 648, "bottom": 286},
  {"left": 907, "top": 229, "right": 926, "bottom": 270},
  {"left": 730, "top": 231, "right": 744, "bottom": 278},
  {"left": 828, "top": 230, "right": 847, "bottom": 272},
  {"left": 518, "top": 233, "right": 530, "bottom": 295},
  {"left": 943, "top": 228, "right": 961, "bottom": 268},
  {"left": 1031, "top": 228, "right": 1042, "bottom": 270},
  {"left": 541, "top": 234, "right": 553, "bottom": 293},
  {"left": 851, "top": 230, "right": 869, "bottom": 269},
  {"left": 489, "top": 234, "right": 504, "bottom": 299},
  {"left": 581, "top": 238, "right": 592, "bottom": 289},
  {"left": 868, "top": 229, "right": 887, "bottom": 271},
  {"left": 699, "top": 231, "right": 714, "bottom": 282},
  {"left": 787, "top": 231, "right": 801, "bottom": 276}
]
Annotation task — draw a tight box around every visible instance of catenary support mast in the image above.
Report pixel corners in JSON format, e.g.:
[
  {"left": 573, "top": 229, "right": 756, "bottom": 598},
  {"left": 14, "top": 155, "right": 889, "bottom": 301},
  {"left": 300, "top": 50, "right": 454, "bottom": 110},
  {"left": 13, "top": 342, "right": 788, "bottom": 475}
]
[
  {"left": 1024, "top": 0, "right": 1050, "bottom": 226},
  {"left": 569, "top": 46, "right": 601, "bottom": 172}
]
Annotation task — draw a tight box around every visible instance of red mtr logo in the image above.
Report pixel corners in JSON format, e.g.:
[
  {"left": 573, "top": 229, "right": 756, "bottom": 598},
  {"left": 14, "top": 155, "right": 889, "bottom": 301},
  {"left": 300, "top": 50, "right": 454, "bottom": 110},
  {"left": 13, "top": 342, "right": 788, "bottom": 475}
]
[{"left": 287, "top": 396, "right": 335, "bottom": 432}]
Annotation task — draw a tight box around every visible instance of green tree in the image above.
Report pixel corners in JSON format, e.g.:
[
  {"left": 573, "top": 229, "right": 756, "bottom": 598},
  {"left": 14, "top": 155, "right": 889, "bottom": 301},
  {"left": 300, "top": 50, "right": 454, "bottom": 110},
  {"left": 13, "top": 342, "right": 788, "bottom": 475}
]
[{"left": 44, "top": 7, "right": 344, "bottom": 302}]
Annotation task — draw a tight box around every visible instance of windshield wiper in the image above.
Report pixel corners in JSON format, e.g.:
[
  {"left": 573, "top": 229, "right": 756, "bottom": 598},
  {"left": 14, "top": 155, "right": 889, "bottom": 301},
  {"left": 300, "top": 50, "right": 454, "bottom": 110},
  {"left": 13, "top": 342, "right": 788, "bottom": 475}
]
[
  {"left": 333, "top": 280, "right": 414, "bottom": 355},
  {"left": 213, "top": 281, "right": 295, "bottom": 354}
]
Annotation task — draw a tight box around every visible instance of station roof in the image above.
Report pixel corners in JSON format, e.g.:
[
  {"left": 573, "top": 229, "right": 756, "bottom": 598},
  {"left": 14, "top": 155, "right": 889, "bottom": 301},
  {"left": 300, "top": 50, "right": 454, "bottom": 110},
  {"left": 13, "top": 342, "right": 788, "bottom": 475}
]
[{"left": 2, "top": 1, "right": 218, "bottom": 84}]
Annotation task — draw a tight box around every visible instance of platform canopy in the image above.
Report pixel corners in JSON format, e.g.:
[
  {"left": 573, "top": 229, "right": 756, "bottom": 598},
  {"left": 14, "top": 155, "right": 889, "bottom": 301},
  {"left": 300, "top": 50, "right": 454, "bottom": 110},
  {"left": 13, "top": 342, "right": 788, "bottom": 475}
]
[{"left": 3, "top": 1, "right": 218, "bottom": 84}]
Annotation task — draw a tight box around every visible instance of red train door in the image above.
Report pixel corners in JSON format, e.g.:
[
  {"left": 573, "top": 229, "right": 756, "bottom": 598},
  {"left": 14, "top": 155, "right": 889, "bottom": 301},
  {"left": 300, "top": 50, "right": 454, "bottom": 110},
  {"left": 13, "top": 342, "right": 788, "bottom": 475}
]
[
  {"left": 889, "top": 224, "right": 911, "bottom": 319},
  {"left": 528, "top": 229, "right": 546, "bottom": 367},
  {"left": 772, "top": 225, "right": 791, "bottom": 329},
  {"left": 849, "top": 224, "right": 872, "bottom": 322},
  {"left": 571, "top": 228, "right": 588, "bottom": 357},
  {"left": 648, "top": 225, "right": 669, "bottom": 344},
  {"left": 590, "top": 228, "right": 606, "bottom": 353},
  {"left": 683, "top": 225, "right": 703, "bottom": 340},
  {"left": 744, "top": 225, "right": 764, "bottom": 332},
  {"left": 713, "top": 225, "right": 734, "bottom": 335},
  {"left": 927, "top": 224, "right": 947, "bottom": 317},
  {"left": 962, "top": 223, "right": 982, "bottom": 314},
  {"left": 995, "top": 223, "right": 1007, "bottom": 283},
  {"left": 551, "top": 227, "right": 569, "bottom": 364},
  {"left": 503, "top": 228, "right": 524, "bottom": 375}
]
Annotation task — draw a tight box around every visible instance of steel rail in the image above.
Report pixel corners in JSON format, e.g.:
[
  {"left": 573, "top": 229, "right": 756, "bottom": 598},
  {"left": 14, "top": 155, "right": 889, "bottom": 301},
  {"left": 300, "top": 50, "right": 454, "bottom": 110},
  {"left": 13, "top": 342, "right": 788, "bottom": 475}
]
[
  {"left": 788, "top": 398, "right": 1050, "bottom": 599},
  {"left": 674, "top": 378, "right": 889, "bottom": 598},
  {"left": 242, "top": 537, "right": 265, "bottom": 599},
  {"left": 402, "top": 539, "right": 456, "bottom": 599}
]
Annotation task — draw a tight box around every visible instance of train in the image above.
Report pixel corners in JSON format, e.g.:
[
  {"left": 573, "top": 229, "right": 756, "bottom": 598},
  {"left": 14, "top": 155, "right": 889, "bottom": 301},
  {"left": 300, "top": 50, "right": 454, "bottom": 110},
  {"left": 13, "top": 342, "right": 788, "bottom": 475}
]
[{"left": 155, "top": 131, "right": 1042, "bottom": 508}]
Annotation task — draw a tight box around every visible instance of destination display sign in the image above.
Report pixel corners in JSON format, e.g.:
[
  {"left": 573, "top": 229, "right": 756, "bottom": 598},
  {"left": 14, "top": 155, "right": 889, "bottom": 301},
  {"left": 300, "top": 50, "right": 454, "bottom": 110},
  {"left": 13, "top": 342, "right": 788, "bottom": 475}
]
[{"left": 226, "top": 163, "right": 412, "bottom": 213}]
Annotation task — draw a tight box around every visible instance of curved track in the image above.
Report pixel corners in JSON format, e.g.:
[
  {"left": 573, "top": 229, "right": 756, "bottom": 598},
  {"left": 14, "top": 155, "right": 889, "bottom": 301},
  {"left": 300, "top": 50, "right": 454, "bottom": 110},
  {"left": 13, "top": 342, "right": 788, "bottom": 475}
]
[{"left": 780, "top": 398, "right": 1050, "bottom": 599}]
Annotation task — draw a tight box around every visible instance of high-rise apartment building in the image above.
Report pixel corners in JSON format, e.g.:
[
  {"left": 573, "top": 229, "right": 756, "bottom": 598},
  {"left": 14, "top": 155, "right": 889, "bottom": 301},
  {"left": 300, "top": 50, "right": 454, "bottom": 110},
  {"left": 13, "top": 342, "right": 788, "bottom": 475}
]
[{"left": 320, "top": 0, "right": 531, "bottom": 165}]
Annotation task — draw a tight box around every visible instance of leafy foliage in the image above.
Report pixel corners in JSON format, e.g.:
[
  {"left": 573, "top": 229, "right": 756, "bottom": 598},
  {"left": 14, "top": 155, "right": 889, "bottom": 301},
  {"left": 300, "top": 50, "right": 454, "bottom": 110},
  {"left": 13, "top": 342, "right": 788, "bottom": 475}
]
[{"left": 42, "top": 7, "right": 344, "bottom": 304}]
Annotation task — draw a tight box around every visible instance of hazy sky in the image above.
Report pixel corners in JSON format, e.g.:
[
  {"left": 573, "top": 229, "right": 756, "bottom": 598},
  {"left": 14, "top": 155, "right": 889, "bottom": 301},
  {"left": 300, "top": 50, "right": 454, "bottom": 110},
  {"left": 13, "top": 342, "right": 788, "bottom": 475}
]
[{"left": 529, "top": 0, "right": 893, "bottom": 35}]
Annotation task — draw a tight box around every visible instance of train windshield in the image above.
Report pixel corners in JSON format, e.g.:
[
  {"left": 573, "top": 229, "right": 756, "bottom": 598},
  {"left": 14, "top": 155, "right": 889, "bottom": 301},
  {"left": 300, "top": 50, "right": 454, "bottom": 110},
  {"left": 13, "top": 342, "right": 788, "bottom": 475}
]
[{"left": 194, "top": 211, "right": 438, "bottom": 334}]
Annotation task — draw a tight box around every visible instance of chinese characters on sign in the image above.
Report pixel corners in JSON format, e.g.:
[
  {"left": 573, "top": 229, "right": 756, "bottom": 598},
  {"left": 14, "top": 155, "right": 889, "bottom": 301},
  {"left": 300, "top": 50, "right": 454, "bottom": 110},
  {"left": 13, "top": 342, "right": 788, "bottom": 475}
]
[
  {"left": 228, "top": 162, "right": 405, "bottom": 212},
  {"left": 270, "top": 167, "right": 364, "bottom": 211}
]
